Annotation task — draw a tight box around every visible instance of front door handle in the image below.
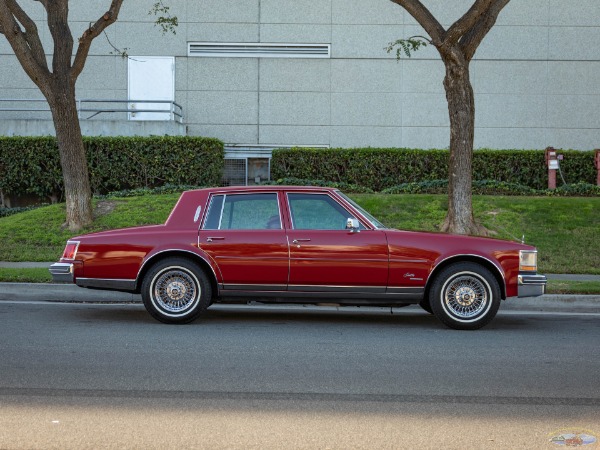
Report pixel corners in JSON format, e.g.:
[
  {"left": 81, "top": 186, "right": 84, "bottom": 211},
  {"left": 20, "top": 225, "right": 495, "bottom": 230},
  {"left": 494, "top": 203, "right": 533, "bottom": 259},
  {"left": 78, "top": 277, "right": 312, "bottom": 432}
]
[
  {"left": 206, "top": 236, "right": 225, "bottom": 242},
  {"left": 292, "top": 238, "right": 311, "bottom": 245}
]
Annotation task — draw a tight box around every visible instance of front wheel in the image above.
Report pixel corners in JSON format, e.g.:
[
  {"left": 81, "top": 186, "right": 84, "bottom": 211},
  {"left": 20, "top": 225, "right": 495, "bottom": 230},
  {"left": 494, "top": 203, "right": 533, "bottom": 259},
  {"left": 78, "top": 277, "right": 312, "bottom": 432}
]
[
  {"left": 141, "top": 258, "right": 212, "bottom": 324},
  {"left": 429, "top": 262, "right": 501, "bottom": 330}
]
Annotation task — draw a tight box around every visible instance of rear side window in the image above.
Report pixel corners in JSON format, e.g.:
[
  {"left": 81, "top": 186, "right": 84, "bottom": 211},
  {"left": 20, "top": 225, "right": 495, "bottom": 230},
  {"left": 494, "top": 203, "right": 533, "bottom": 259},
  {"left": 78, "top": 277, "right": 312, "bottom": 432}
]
[{"left": 203, "top": 193, "right": 281, "bottom": 230}]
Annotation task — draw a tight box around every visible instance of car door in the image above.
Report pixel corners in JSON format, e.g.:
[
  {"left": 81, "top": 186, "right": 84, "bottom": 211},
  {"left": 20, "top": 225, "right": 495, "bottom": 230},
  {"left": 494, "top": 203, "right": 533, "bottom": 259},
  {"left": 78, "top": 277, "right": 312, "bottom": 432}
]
[
  {"left": 199, "top": 192, "right": 288, "bottom": 291},
  {"left": 285, "top": 192, "right": 389, "bottom": 294}
]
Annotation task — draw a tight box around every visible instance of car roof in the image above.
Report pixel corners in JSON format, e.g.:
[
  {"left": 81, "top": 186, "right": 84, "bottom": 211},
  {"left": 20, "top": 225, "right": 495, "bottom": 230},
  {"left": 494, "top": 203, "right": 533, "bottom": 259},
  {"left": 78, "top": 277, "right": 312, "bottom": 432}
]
[{"left": 185, "top": 185, "right": 339, "bottom": 194}]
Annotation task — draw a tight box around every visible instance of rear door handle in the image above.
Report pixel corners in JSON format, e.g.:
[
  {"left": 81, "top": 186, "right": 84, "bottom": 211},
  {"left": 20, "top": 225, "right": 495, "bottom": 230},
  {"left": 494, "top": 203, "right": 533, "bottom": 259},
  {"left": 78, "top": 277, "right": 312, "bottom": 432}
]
[{"left": 206, "top": 236, "right": 225, "bottom": 242}]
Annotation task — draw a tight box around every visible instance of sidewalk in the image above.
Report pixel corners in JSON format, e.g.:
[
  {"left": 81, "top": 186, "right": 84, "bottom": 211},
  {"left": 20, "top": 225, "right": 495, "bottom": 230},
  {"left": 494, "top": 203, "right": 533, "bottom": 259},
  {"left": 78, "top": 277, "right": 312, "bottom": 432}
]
[{"left": 0, "top": 262, "right": 599, "bottom": 313}]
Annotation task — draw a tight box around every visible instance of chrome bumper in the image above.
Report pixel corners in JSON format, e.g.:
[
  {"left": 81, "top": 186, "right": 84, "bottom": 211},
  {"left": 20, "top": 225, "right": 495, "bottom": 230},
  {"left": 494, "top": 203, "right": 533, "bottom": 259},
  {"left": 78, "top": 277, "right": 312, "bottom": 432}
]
[
  {"left": 518, "top": 274, "right": 547, "bottom": 298},
  {"left": 49, "top": 262, "right": 74, "bottom": 283}
]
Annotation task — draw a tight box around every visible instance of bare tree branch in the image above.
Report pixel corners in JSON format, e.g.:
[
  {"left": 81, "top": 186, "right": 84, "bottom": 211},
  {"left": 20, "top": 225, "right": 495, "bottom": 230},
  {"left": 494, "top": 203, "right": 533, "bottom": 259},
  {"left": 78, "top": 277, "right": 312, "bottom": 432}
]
[
  {"left": 33, "top": 0, "right": 48, "bottom": 9},
  {"left": 460, "top": 0, "right": 510, "bottom": 61},
  {"left": 445, "top": 0, "right": 495, "bottom": 45},
  {"left": 71, "top": 0, "right": 123, "bottom": 80},
  {"left": 46, "top": 0, "right": 73, "bottom": 75},
  {"left": 0, "top": 0, "right": 50, "bottom": 88},
  {"left": 388, "top": 0, "right": 446, "bottom": 46},
  {"left": 4, "top": 0, "right": 48, "bottom": 69}
]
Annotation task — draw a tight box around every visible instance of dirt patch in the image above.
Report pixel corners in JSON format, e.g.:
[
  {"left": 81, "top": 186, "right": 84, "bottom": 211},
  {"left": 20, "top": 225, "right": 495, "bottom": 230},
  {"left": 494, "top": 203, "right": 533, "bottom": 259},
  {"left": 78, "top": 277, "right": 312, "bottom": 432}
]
[{"left": 94, "top": 200, "right": 121, "bottom": 219}]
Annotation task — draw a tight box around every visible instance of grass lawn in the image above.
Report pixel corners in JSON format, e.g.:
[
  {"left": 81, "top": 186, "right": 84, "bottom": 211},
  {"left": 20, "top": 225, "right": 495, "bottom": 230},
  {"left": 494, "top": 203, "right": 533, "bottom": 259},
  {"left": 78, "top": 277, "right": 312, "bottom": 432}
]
[
  {"left": 354, "top": 194, "right": 600, "bottom": 275},
  {"left": 0, "top": 193, "right": 598, "bottom": 275}
]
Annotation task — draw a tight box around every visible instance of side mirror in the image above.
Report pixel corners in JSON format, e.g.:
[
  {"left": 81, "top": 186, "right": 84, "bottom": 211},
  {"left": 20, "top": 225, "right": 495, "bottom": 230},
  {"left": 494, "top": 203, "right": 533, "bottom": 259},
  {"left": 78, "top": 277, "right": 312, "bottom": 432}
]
[{"left": 346, "top": 218, "right": 360, "bottom": 233}]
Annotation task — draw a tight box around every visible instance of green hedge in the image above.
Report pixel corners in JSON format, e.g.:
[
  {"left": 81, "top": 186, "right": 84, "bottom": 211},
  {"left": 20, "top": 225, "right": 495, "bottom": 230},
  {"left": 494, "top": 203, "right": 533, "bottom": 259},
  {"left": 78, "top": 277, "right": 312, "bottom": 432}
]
[
  {"left": 271, "top": 147, "right": 596, "bottom": 191},
  {"left": 0, "top": 136, "right": 224, "bottom": 200}
]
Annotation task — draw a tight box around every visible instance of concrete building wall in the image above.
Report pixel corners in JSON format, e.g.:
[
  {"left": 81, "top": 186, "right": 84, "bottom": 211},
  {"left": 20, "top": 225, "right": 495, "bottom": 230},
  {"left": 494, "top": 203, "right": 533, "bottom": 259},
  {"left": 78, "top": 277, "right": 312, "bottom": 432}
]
[{"left": 0, "top": 0, "right": 599, "bottom": 149}]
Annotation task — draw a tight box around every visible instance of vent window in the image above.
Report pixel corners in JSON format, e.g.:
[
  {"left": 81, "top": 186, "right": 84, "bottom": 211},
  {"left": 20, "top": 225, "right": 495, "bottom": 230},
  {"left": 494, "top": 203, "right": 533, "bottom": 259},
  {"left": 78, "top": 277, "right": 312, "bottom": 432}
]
[{"left": 188, "top": 42, "right": 330, "bottom": 58}]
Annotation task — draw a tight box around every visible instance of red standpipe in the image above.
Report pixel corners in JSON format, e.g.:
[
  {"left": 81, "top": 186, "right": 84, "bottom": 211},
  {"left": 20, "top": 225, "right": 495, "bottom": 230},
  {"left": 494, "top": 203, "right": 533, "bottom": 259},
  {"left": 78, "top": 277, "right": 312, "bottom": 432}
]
[
  {"left": 595, "top": 149, "right": 600, "bottom": 186},
  {"left": 545, "top": 147, "right": 558, "bottom": 190}
]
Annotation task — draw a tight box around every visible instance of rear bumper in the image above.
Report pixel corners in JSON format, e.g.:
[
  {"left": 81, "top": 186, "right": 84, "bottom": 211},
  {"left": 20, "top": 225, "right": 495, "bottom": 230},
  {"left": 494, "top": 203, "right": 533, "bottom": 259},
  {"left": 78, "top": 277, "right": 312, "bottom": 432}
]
[
  {"left": 49, "top": 262, "right": 73, "bottom": 283},
  {"left": 518, "top": 274, "right": 547, "bottom": 298}
]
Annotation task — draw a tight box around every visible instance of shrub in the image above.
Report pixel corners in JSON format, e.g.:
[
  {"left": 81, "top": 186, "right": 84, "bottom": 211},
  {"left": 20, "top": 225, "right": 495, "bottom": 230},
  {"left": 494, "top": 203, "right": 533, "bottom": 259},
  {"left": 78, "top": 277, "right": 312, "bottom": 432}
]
[
  {"left": 0, "top": 206, "right": 40, "bottom": 218},
  {"left": 263, "top": 177, "right": 374, "bottom": 193},
  {"left": 380, "top": 179, "right": 599, "bottom": 196},
  {"left": 271, "top": 147, "right": 596, "bottom": 191},
  {"left": 0, "top": 136, "right": 224, "bottom": 201}
]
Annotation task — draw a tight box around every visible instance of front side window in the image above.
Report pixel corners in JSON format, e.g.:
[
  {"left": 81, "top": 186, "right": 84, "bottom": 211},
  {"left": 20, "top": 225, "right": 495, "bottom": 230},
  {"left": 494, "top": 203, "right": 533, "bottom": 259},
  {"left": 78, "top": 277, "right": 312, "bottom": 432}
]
[
  {"left": 203, "top": 193, "right": 281, "bottom": 230},
  {"left": 288, "top": 193, "right": 362, "bottom": 230}
]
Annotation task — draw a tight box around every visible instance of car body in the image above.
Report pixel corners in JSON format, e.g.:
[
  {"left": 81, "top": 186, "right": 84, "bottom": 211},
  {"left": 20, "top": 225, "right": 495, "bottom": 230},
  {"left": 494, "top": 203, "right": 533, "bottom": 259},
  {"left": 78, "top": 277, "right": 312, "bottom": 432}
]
[{"left": 50, "top": 186, "right": 546, "bottom": 329}]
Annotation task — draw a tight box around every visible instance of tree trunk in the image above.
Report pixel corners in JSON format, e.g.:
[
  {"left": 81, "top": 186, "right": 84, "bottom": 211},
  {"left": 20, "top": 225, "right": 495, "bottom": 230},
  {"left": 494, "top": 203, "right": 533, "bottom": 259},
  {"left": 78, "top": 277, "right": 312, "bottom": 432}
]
[
  {"left": 47, "top": 84, "right": 93, "bottom": 231},
  {"left": 440, "top": 55, "right": 486, "bottom": 235}
]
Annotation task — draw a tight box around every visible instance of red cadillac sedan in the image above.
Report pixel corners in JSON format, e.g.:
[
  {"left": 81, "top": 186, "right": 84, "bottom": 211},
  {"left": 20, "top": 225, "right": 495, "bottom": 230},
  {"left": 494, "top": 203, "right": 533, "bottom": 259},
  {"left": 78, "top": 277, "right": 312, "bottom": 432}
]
[{"left": 50, "top": 186, "right": 546, "bottom": 330}]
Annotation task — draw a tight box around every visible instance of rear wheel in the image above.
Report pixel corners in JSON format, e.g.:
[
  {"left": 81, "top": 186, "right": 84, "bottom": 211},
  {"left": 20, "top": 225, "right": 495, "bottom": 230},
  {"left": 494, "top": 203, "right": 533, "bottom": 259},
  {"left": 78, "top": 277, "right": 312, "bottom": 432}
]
[
  {"left": 141, "top": 258, "right": 212, "bottom": 324},
  {"left": 429, "top": 262, "right": 501, "bottom": 330}
]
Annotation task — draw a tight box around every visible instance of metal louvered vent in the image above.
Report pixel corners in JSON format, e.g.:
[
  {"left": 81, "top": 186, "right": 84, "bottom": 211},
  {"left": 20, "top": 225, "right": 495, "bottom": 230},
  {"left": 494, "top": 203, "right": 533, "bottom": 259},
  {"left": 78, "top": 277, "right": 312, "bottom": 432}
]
[{"left": 188, "top": 42, "right": 330, "bottom": 58}]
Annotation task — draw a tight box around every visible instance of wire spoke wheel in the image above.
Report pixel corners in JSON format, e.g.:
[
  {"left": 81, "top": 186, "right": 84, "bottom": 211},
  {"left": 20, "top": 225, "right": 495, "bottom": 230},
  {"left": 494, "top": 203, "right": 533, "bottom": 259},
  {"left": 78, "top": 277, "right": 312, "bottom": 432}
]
[
  {"left": 153, "top": 269, "right": 198, "bottom": 314},
  {"left": 141, "top": 258, "right": 212, "bottom": 324},
  {"left": 443, "top": 274, "right": 488, "bottom": 319},
  {"left": 430, "top": 262, "right": 501, "bottom": 330}
]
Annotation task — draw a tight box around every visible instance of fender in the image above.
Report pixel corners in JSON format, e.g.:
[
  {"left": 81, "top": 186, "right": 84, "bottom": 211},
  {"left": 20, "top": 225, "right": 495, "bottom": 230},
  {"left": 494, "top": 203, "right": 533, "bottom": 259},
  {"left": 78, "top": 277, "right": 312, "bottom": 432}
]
[
  {"left": 425, "top": 253, "right": 508, "bottom": 299},
  {"left": 136, "top": 246, "right": 222, "bottom": 291}
]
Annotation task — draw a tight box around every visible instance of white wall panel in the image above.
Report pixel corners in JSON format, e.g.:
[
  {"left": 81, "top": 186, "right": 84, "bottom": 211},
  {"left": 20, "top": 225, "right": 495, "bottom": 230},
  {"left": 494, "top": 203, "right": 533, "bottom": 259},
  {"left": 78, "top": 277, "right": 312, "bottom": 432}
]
[
  {"left": 332, "top": 93, "right": 402, "bottom": 127},
  {"left": 1, "top": 0, "right": 600, "bottom": 151},
  {"left": 187, "top": 124, "right": 258, "bottom": 144},
  {"left": 259, "top": 125, "right": 330, "bottom": 146},
  {"left": 260, "top": 59, "right": 330, "bottom": 92},
  {"left": 331, "top": 126, "right": 403, "bottom": 148},
  {"left": 402, "top": 93, "right": 448, "bottom": 127},
  {"left": 186, "top": 0, "right": 259, "bottom": 23},
  {"left": 187, "top": 58, "right": 258, "bottom": 91},
  {"left": 259, "top": 24, "right": 332, "bottom": 44},
  {"left": 549, "top": 0, "right": 600, "bottom": 26},
  {"left": 547, "top": 95, "right": 600, "bottom": 129},
  {"left": 477, "top": 94, "right": 547, "bottom": 128},
  {"left": 188, "top": 91, "right": 258, "bottom": 125},
  {"left": 331, "top": 60, "right": 402, "bottom": 93},
  {"left": 260, "top": 92, "right": 330, "bottom": 126},
  {"left": 261, "top": 0, "right": 332, "bottom": 24},
  {"left": 332, "top": 0, "right": 405, "bottom": 25}
]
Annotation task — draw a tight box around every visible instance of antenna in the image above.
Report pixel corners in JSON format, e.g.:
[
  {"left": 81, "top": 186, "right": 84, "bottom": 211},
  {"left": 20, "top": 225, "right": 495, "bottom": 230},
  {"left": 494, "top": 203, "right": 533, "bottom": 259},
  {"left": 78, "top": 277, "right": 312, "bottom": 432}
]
[{"left": 521, "top": 234, "right": 525, "bottom": 244}]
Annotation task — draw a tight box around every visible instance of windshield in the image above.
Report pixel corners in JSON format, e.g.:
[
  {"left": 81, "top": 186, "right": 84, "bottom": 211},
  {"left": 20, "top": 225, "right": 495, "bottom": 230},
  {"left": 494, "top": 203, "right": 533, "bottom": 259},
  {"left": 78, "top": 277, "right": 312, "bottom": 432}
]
[{"left": 336, "top": 191, "right": 387, "bottom": 229}]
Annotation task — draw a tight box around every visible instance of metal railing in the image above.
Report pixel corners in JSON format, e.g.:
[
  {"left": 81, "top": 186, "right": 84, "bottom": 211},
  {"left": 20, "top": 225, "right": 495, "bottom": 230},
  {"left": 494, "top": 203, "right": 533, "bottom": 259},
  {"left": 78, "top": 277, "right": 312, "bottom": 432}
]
[{"left": 0, "top": 98, "right": 183, "bottom": 123}]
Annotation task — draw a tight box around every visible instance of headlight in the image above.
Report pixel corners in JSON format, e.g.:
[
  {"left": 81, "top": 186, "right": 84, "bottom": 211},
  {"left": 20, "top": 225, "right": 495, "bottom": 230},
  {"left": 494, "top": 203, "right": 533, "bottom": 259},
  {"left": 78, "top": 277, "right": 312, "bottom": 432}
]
[{"left": 519, "top": 250, "right": 537, "bottom": 272}]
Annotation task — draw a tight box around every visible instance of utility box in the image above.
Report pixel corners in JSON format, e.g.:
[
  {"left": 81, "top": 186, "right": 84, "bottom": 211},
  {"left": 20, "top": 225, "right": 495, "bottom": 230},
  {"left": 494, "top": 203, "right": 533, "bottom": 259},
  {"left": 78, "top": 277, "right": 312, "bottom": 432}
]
[{"left": 222, "top": 147, "right": 272, "bottom": 186}]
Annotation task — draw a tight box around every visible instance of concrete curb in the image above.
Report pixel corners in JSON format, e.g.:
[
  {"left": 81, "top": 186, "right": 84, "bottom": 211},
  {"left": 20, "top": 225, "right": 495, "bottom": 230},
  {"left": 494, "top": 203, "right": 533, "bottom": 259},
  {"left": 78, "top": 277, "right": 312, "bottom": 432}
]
[
  {"left": 0, "top": 283, "right": 140, "bottom": 303},
  {"left": 0, "top": 282, "right": 598, "bottom": 313}
]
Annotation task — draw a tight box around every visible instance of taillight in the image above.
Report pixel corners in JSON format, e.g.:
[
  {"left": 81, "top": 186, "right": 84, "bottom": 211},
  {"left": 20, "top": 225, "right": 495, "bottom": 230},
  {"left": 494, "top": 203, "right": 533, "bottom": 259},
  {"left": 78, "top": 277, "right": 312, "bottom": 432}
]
[{"left": 61, "top": 241, "right": 80, "bottom": 260}]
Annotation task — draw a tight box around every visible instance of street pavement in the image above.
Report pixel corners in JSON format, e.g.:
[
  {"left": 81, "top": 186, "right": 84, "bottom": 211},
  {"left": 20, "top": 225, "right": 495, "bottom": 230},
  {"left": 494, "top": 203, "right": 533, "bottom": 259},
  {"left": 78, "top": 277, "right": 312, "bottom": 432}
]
[
  {"left": 1, "top": 261, "right": 599, "bottom": 448},
  {"left": 0, "top": 300, "right": 598, "bottom": 448}
]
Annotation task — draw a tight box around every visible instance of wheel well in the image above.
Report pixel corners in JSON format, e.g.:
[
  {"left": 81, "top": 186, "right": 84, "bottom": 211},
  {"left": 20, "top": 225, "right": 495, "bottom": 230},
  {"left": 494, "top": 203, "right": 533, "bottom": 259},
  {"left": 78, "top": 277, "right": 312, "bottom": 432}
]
[
  {"left": 135, "top": 251, "right": 219, "bottom": 297},
  {"left": 424, "top": 256, "right": 506, "bottom": 301}
]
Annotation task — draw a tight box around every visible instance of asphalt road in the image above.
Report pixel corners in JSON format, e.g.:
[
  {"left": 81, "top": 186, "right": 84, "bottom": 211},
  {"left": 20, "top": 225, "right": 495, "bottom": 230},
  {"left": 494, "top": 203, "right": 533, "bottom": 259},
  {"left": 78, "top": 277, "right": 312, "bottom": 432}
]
[{"left": 0, "top": 301, "right": 598, "bottom": 449}]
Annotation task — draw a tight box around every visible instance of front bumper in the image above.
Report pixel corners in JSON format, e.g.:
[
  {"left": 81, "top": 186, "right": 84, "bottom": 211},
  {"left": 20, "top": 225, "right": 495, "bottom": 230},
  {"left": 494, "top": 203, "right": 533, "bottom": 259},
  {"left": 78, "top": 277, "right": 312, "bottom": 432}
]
[
  {"left": 518, "top": 274, "right": 547, "bottom": 298},
  {"left": 49, "top": 262, "right": 74, "bottom": 283}
]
